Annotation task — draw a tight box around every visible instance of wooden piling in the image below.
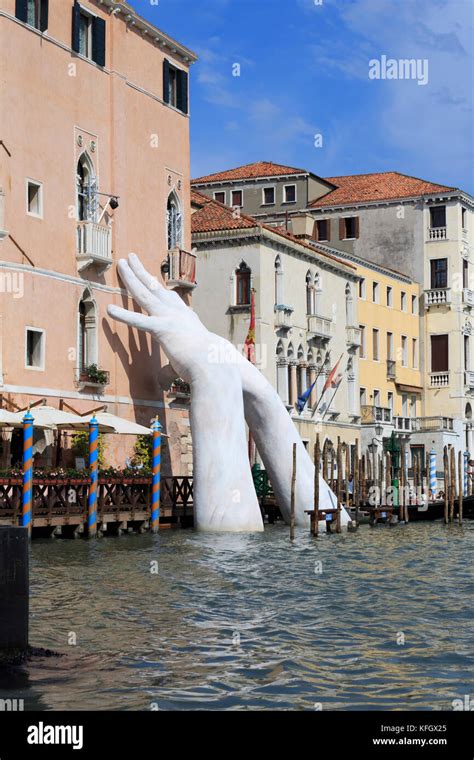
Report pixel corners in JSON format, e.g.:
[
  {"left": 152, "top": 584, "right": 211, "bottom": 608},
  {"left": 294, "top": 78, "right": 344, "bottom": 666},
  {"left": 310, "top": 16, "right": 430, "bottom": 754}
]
[
  {"left": 336, "top": 440, "right": 342, "bottom": 534},
  {"left": 450, "top": 447, "right": 456, "bottom": 523},
  {"left": 345, "top": 444, "right": 350, "bottom": 510},
  {"left": 443, "top": 446, "right": 449, "bottom": 524},
  {"left": 313, "top": 436, "right": 320, "bottom": 537},
  {"left": 458, "top": 449, "right": 463, "bottom": 525},
  {"left": 353, "top": 439, "right": 359, "bottom": 525},
  {"left": 361, "top": 455, "right": 366, "bottom": 505},
  {"left": 290, "top": 442, "right": 297, "bottom": 541}
]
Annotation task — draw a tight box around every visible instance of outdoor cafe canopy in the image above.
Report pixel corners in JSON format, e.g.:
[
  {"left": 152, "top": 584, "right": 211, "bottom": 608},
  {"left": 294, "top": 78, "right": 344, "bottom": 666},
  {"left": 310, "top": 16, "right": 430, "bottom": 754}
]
[{"left": 3, "top": 406, "right": 153, "bottom": 435}]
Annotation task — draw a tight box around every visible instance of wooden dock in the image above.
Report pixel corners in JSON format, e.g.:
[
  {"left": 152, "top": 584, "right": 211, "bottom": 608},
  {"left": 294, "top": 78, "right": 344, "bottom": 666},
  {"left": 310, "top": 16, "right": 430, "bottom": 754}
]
[{"left": 0, "top": 476, "right": 194, "bottom": 537}]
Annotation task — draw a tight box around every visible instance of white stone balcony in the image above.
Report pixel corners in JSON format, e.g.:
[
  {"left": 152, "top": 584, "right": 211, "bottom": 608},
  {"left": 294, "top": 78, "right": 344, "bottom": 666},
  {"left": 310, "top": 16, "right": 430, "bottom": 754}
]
[
  {"left": 274, "top": 305, "right": 294, "bottom": 331},
  {"left": 463, "top": 289, "right": 474, "bottom": 307},
  {"left": 346, "top": 326, "right": 361, "bottom": 348},
  {"left": 307, "top": 314, "right": 334, "bottom": 341},
  {"left": 430, "top": 372, "right": 450, "bottom": 388},
  {"left": 76, "top": 221, "right": 112, "bottom": 271},
  {"left": 393, "top": 416, "right": 414, "bottom": 432},
  {"left": 414, "top": 416, "right": 454, "bottom": 432},
  {"left": 424, "top": 288, "right": 451, "bottom": 309},
  {"left": 427, "top": 227, "right": 447, "bottom": 241},
  {"left": 465, "top": 370, "right": 474, "bottom": 389},
  {"left": 167, "top": 248, "right": 197, "bottom": 290}
]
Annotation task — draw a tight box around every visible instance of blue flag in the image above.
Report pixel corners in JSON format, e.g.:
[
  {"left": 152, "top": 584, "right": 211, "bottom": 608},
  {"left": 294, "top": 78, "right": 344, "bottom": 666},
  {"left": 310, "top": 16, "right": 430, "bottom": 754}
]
[{"left": 296, "top": 380, "right": 317, "bottom": 414}]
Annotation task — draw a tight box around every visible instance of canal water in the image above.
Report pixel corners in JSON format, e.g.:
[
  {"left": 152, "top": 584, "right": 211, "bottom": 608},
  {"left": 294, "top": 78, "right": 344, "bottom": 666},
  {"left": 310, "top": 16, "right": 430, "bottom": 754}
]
[{"left": 2, "top": 522, "right": 473, "bottom": 711}]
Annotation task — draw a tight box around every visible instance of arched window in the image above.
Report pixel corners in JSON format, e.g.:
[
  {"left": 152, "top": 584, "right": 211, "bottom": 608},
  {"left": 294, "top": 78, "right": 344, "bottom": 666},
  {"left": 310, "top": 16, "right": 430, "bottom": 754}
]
[
  {"left": 167, "top": 192, "right": 183, "bottom": 250},
  {"left": 78, "top": 290, "right": 97, "bottom": 372},
  {"left": 236, "top": 262, "right": 251, "bottom": 305},
  {"left": 306, "top": 272, "right": 314, "bottom": 315},
  {"left": 77, "top": 153, "right": 97, "bottom": 222},
  {"left": 314, "top": 272, "right": 322, "bottom": 314},
  {"left": 275, "top": 256, "right": 284, "bottom": 305},
  {"left": 345, "top": 282, "right": 354, "bottom": 325}
]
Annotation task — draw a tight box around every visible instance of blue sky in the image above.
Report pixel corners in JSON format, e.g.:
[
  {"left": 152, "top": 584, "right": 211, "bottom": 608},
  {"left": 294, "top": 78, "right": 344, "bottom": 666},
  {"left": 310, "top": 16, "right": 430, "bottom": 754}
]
[{"left": 133, "top": 0, "right": 473, "bottom": 192}]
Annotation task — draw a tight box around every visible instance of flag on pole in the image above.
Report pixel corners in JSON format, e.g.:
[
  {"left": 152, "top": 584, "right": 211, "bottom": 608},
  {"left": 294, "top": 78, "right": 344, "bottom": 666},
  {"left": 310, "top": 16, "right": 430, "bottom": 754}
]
[
  {"left": 319, "top": 372, "right": 344, "bottom": 415},
  {"left": 244, "top": 289, "right": 256, "bottom": 364},
  {"left": 296, "top": 379, "right": 317, "bottom": 414},
  {"left": 322, "top": 355, "right": 343, "bottom": 394}
]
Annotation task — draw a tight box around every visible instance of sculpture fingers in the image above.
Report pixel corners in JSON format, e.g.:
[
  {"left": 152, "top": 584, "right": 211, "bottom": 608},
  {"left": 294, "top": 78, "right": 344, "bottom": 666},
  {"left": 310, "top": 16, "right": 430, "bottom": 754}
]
[
  {"left": 117, "top": 259, "right": 167, "bottom": 316},
  {"left": 107, "top": 304, "right": 156, "bottom": 333},
  {"left": 128, "top": 253, "right": 187, "bottom": 311}
]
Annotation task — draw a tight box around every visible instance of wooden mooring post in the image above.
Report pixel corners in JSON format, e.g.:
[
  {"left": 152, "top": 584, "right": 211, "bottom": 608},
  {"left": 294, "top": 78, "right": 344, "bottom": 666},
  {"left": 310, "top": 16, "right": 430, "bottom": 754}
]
[
  {"left": 449, "top": 447, "right": 456, "bottom": 523},
  {"left": 353, "top": 439, "right": 359, "bottom": 526},
  {"left": 458, "top": 450, "right": 463, "bottom": 526},
  {"left": 312, "top": 435, "right": 320, "bottom": 537},
  {"left": 290, "top": 442, "right": 296, "bottom": 541},
  {"left": 336, "top": 439, "right": 342, "bottom": 534},
  {"left": 443, "top": 446, "right": 449, "bottom": 524}
]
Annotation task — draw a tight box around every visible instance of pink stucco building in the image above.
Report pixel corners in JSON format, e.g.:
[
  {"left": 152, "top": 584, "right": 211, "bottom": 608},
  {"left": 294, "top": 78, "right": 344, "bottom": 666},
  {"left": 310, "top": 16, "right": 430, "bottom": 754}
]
[{"left": 0, "top": 0, "right": 197, "bottom": 472}]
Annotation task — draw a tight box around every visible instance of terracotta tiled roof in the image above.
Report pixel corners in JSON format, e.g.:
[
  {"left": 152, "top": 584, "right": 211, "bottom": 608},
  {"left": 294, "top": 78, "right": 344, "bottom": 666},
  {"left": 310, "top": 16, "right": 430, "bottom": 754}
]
[
  {"left": 192, "top": 161, "right": 308, "bottom": 184},
  {"left": 309, "top": 171, "right": 456, "bottom": 208},
  {"left": 191, "top": 192, "right": 354, "bottom": 269}
]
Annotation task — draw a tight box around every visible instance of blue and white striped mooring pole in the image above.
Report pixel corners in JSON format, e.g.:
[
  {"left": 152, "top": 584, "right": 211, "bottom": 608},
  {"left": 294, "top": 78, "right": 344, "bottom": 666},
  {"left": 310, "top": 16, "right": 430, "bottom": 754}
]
[
  {"left": 464, "top": 450, "right": 469, "bottom": 497},
  {"left": 87, "top": 416, "right": 99, "bottom": 538},
  {"left": 22, "top": 410, "right": 34, "bottom": 537},
  {"left": 151, "top": 419, "right": 162, "bottom": 534},
  {"left": 429, "top": 449, "right": 437, "bottom": 500}
]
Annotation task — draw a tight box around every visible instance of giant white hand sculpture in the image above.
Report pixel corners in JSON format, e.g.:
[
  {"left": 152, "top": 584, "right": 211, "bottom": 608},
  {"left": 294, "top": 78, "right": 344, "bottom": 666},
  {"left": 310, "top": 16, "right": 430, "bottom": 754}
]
[
  {"left": 108, "top": 254, "right": 349, "bottom": 531},
  {"left": 108, "top": 257, "right": 263, "bottom": 533}
]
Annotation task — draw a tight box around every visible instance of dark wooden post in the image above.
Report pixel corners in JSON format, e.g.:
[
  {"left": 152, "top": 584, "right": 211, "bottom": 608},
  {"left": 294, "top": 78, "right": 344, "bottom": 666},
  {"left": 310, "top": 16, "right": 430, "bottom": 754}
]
[
  {"left": 345, "top": 444, "right": 350, "bottom": 510},
  {"left": 336, "top": 440, "right": 342, "bottom": 533},
  {"left": 0, "top": 527, "right": 29, "bottom": 656},
  {"left": 458, "top": 449, "right": 463, "bottom": 526},
  {"left": 443, "top": 446, "right": 449, "bottom": 524},
  {"left": 290, "top": 443, "right": 297, "bottom": 541},
  {"left": 313, "top": 436, "right": 320, "bottom": 537},
  {"left": 450, "top": 447, "right": 456, "bottom": 523},
  {"left": 353, "top": 440, "right": 359, "bottom": 524}
]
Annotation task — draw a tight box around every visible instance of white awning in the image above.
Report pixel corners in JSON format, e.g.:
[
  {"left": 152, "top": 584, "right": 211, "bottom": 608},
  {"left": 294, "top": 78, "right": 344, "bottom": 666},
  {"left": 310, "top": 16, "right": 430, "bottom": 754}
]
[{"left": 82, "top": 412, "right": 153, "bottom": 436}]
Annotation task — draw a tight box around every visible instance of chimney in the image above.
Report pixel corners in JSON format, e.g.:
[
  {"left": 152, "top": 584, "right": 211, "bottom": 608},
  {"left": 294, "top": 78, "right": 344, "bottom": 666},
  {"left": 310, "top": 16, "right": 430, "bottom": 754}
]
[{"left": 290, "top": 213, "right": 314, "bottom": 240}]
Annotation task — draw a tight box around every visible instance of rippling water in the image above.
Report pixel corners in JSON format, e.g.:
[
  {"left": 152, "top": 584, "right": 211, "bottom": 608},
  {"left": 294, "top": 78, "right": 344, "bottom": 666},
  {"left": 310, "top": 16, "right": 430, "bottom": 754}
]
[{"left": 2, "top": 522, "right": 473, "bottom": 710}]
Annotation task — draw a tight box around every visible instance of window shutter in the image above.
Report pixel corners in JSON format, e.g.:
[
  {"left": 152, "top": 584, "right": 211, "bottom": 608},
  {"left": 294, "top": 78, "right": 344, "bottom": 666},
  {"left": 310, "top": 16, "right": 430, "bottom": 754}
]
[
  {"left": 326, "top": 218, "right": 331, "bottom": 242},
  {"left": 72, "top": 0, "right": 81, "bottom": 53},
  {"left": 40, "top": 0, "right": 48, "bottom": 31},
  {"left": 15, "top": 0, "right": 28, "bottom": 23},
  {"left": 339, "top": 218, "right": 345, "bottom": 239},
  {"left": 431, "top": 335, "right": 449, "bottom": 373},
  {"left": 354, "top": 216, "right": 360, "bottom": 238},
  {"left": 177, "top": 69, "right": 188, "bottom": 114},
  {"left": 313, "top": 221, "right": 319, "bottom": 241},
  {"left": 163, "top": 60, "right": 170, "bottom": 104},
  {"left": 92, "top": 16, "right": 106, "bottom": 67}
]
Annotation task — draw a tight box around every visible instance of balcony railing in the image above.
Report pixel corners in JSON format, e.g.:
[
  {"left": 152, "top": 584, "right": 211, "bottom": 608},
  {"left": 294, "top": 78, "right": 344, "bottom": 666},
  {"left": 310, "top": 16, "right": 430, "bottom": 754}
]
[
  {"left": 307, "top": 314, "right": 334, "bottom": 341},
  {"left": 393, "top": 416, "right": 413, "bottom": 432},
  {"left": 76, "top": 221, "right": 112, "bottom": 270},
  {"left": 424, "top": 288, "right": 451, "bottom": 308},
  {"left": 430, "top": 372, "right": 450, "bottom": 388},
  {"left": 274, "top": 305, "right": 294, "bottom": 331},
  {"left": 427, "top": 227, "right": 447, "bottom": 240},
  {"left": 361, "top": 405, "right": 392, "bottom": 425},
  {"left": 346, "top": 326, "right": 362, "bottom": 348},
  {"left": 386, "top": 359, "right": 396, "bottom": 379},
  {"left": 167, "top": 248, "right": 197, "bottom": 289},
  {"left": 463, "top": 289, "right": 474, "bottom": 306},
  {"left": 414, "top": 416, "right": 454, "bottom": 432},
  {"left": 465, "top": 370, "right": 474, "bottom": 389}
]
